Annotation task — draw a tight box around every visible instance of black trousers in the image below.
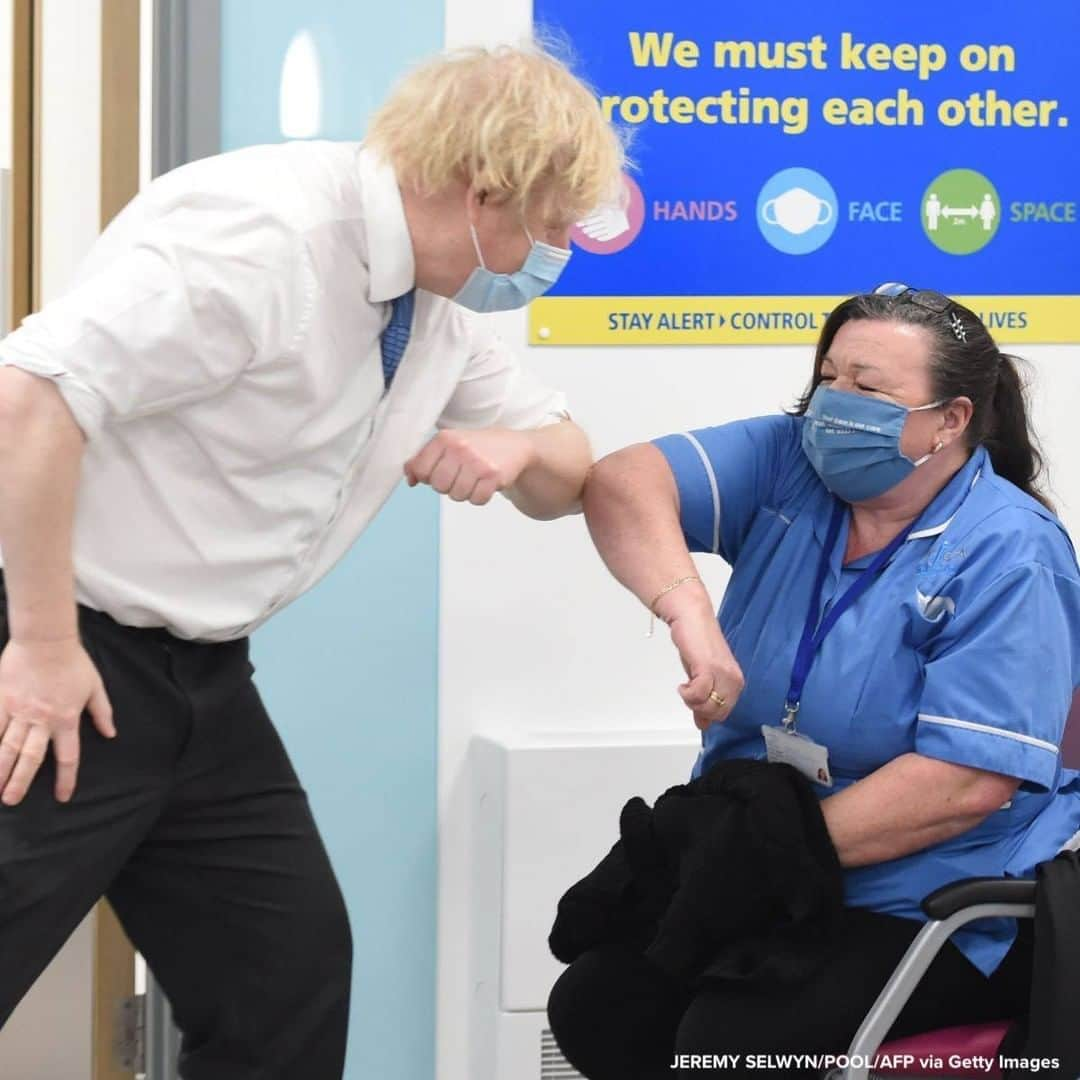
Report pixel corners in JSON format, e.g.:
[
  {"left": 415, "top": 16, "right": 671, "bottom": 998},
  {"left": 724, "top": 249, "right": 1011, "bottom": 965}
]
[
  {"left": 0, "top": 585, "right": 352, "bottom": 1079},
  {"left": 548, "top": 907, "right": 1034, "bottom": 1080}
]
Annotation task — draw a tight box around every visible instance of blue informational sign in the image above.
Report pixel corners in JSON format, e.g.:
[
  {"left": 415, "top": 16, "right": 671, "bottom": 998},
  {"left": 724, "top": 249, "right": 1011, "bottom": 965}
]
[{"left": 530, "top": 0, "right": 1079, "bottom": 345}]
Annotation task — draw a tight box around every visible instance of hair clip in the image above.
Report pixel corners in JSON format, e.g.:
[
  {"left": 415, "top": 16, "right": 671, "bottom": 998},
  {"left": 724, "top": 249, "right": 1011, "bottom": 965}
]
[{"left": 948, "top": 312, "right": 968, "bottom": 342}]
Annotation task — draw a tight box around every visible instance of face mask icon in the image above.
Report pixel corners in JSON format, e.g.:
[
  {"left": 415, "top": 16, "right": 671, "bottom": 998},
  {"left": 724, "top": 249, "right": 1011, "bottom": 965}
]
[{"left": 762, "top": 186, "right": 833, "bottom": 235}]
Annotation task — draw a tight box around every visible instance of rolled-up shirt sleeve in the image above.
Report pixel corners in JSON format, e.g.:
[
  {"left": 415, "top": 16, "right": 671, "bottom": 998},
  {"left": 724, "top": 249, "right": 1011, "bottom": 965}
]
[
  {"left": 0, "top": 198, "right": 307, "bottom": 439},
  {"left": 436, "top": 312, "right": 568, "bottom": 432},
  {"left": 916, "top": 561, "right": 1080, "bottom": 793}
]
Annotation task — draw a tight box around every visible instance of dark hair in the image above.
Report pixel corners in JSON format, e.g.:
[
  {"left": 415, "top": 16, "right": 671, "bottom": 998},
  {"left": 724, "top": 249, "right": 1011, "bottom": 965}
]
[{"left": 791, "top": 293, "right": 1052, "bottom": 510}]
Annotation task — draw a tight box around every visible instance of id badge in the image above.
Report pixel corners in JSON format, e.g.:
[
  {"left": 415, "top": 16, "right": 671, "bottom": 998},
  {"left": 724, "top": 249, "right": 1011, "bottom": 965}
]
[{"left": 761, "top": 724, "right": 833, "bottom": 788}]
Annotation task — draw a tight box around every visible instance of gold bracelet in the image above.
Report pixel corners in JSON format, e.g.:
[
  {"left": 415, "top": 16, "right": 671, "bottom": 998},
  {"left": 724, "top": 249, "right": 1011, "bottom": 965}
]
[{"left": 647, "top": 575, "right": 702, "bottom": 637}]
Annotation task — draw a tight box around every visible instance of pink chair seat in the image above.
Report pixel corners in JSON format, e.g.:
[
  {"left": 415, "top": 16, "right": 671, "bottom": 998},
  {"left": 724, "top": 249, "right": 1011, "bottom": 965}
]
[{"left": 871, "top": 1021, "right": 1010, "bottom": 1077}]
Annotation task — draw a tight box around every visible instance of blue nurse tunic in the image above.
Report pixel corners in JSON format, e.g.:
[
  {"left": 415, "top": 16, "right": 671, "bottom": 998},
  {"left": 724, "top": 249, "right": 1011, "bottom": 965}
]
[{"left": 653, "top": 414, "right": 1080, "bottom": 976}]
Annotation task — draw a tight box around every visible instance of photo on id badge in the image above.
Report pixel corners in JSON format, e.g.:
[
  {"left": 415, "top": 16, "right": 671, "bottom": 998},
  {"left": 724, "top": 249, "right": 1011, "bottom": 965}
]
[{"left": 761, "top": 724, "right": 833, "bottom": 787}]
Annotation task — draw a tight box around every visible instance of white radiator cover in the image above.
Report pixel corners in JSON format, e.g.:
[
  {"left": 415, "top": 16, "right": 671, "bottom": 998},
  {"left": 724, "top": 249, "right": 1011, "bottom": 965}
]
[{"left": 469, "top": 729, "right": 699, "bottom": 1079}]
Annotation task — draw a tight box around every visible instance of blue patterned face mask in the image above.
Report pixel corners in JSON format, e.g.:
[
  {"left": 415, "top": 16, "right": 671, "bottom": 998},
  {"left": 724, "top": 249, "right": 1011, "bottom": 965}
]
[
  {"left": 452, "top": 224, "right": 571, "bottom": 313},
  {"left": 801, "top": 385, "right": 946, "bottom": 502}
]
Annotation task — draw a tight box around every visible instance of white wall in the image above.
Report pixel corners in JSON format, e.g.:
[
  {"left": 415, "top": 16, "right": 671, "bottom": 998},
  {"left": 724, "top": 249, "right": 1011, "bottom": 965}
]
[
  {"left": 437, "top": 4, "right": 1080, "bottom": 1080},
  {"left": 436, "top": 347, "right": 794, "bottom": 1080},
  {"left": 38, "top": 0, "right": 101, "bottom": 303},
  {"left": 0, "top": 0, "right": 10, "bottom": 171}
]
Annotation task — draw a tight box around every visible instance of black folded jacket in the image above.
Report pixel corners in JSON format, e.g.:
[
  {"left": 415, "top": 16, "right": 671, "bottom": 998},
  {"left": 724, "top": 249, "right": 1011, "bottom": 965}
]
[{"left": 548, "top": 757, "right": 844, "bottom": 989}]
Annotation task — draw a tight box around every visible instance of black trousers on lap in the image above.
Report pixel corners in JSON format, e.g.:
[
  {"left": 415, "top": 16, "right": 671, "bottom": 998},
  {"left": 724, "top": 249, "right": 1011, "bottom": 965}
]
[
  {"left": 548, "top": 906, "right": 1033, "bottom": 1080},
  {"left": 0, "top": 584, "right": 352, "bottom": 1080}
]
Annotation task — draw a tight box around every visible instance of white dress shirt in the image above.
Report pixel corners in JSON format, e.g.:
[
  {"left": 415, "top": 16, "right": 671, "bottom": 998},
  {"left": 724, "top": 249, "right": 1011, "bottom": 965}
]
[{"left": 0, "top": 142, "right": 568, "bottom": 640}]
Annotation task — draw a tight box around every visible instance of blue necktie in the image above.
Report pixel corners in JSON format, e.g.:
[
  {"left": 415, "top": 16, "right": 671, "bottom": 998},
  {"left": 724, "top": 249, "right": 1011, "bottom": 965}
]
[{"left": 380, "top": 289, "right": 416, "bottom": 389}]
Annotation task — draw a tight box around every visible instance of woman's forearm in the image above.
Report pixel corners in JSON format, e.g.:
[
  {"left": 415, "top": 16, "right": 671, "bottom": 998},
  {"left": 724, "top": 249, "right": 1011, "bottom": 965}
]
[
  {"left": 584, "top": 443, "right": 744, "bottom": 727},
  {"left": 820, "top": 752, "right": 1020, "bottom": 868},
  {"left": 581, "top": 443, "right": 714, "bottom": 621},
  {"left": 584, "top": 443, "right": 716, "bottom": 622},
  {"left": 0, "top": 367, "right": 84, "bottom": 642}
]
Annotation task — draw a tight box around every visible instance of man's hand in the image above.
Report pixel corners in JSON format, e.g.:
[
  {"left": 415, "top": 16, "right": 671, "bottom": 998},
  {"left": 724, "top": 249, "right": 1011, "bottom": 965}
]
[
  {"left": 0, "top": 636, "right": 115, "bottom": 805},
  {"left": 404, "top": 429, "right": 536, "bottom": 506}
]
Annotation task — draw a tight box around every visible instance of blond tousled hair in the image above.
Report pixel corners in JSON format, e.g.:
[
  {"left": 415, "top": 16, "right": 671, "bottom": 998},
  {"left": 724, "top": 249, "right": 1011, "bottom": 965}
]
[{"left": 366, "top": 43, "right": 627, "bottom": 224}]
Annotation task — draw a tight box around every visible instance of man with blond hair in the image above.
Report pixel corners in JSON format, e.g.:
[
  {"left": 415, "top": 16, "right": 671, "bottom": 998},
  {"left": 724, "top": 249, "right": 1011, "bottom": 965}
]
[{"left": 0, "top": 43, "right": 623, "bottom": 1078}]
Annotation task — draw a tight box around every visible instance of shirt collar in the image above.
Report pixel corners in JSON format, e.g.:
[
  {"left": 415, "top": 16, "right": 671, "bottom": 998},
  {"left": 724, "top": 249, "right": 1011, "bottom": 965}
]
[
  {"left": 904, "top": 444, "right": 988, "bottom": 542},
  {"left": 355, "top": 145, "right": 416, "bottom": 303}
]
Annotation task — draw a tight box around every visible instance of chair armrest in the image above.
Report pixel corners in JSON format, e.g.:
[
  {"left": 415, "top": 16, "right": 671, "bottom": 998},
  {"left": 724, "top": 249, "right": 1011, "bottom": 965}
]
[
  {"left": 922, "top": 876, "right": 1036, "bottom": 920},
  {"left": 841, "top": 891, "right": 1036, "bottom": 1080}
]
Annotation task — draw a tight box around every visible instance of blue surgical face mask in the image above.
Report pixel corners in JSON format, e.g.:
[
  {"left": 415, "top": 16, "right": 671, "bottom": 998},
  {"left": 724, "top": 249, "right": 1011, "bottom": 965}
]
[
  {"left": 801, "top": 385, "right": 946, "bottom": 503},
  {"left": 451, "top": 224, "right": 571, "bottom": 313}
]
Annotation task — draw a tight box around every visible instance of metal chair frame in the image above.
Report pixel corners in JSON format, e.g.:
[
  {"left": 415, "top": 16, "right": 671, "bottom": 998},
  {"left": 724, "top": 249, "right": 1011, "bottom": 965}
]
[{"left": 834, "top": 879, "right": 1037, "bottom": 1080}]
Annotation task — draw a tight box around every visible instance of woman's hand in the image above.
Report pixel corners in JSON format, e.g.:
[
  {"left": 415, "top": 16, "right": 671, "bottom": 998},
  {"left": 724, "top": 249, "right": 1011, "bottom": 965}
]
[
  {"left": 580, "top": 444, "right": 744, "bottom": 728},
  {"left": 0, "top": 636, "right": 115, "bottom": 805},
  {"left": 658, "top": 586, "right": 745, "bottom": 730}
]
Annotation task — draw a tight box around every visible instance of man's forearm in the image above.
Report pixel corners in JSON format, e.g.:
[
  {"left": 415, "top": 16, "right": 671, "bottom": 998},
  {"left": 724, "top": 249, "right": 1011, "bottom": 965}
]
[
  {"left": 0, "top": 368, "right": 84, "bottom": 641},
  {"left": 820, "top": 752, "right": 1020, "bottom": 868},
  {"left": 504, "top": 420, "right": 593, "bottom": 521}
]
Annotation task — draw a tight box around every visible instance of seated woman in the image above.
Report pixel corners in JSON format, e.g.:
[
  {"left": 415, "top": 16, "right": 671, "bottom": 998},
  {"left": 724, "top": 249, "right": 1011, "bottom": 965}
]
[{"left": 548, "top": 284, "right": 1080, "bottom": 1079}]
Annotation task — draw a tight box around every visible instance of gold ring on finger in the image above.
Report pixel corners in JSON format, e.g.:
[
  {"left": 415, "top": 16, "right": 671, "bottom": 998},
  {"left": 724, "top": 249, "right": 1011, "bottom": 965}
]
[{"left": 708, "top": 690, "right": 726, "bottom": 708}]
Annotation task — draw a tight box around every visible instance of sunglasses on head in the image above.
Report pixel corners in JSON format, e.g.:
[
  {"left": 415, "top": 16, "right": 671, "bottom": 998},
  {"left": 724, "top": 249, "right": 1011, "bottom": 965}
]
[
  {"left": 871, "top": 281, "right": 952, "bottom": 312},
  {"left": 870, "top": 282, "right": 969, "bottom": 341}
]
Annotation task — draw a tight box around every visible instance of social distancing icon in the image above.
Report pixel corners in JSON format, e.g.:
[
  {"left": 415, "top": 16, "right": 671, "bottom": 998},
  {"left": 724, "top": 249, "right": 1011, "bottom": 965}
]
[{"left": 922, "top": 169, "right": 1001, "bottom": 254}]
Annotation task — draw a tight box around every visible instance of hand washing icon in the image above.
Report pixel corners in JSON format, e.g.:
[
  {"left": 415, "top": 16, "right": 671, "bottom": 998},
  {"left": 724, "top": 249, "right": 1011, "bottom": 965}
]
[
  {"left": 762, "top": 187, "right": 833, "bottom": 235},
  {"left": 571, "top": 173, "right": 646, "bottom": 256}
]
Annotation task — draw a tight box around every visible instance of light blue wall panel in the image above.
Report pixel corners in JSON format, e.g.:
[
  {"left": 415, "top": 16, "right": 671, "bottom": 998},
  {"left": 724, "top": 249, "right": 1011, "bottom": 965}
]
[{"left": 220, "top": 4, "right": 443, "bottom": 1078}]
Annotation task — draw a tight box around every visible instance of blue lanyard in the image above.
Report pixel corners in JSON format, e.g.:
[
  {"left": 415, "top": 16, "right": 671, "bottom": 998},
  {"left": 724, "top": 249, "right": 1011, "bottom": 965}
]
[{"left": 782, "top": 501, "right": 916, "bottom": 730}]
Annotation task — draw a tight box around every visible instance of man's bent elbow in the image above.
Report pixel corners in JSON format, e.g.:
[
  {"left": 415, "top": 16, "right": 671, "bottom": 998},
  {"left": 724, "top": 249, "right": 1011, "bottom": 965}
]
[{"left": 0, "top": 367, "right": 85, "bottom": 455}]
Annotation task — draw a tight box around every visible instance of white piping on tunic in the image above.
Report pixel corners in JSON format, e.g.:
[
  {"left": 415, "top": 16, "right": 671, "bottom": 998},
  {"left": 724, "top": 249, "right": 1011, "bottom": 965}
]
[
  {"left": 918, "top": 712, "right": 1058, "bottom": 756},
  {"left": 681, "top": 432, "right": 721, "bottom": 555},
  {"left": 906, "top": 467, "right": 984, "bottom": 541},
  {"left": 908, "top": 516, "right": 956, "bottom": 541}
]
